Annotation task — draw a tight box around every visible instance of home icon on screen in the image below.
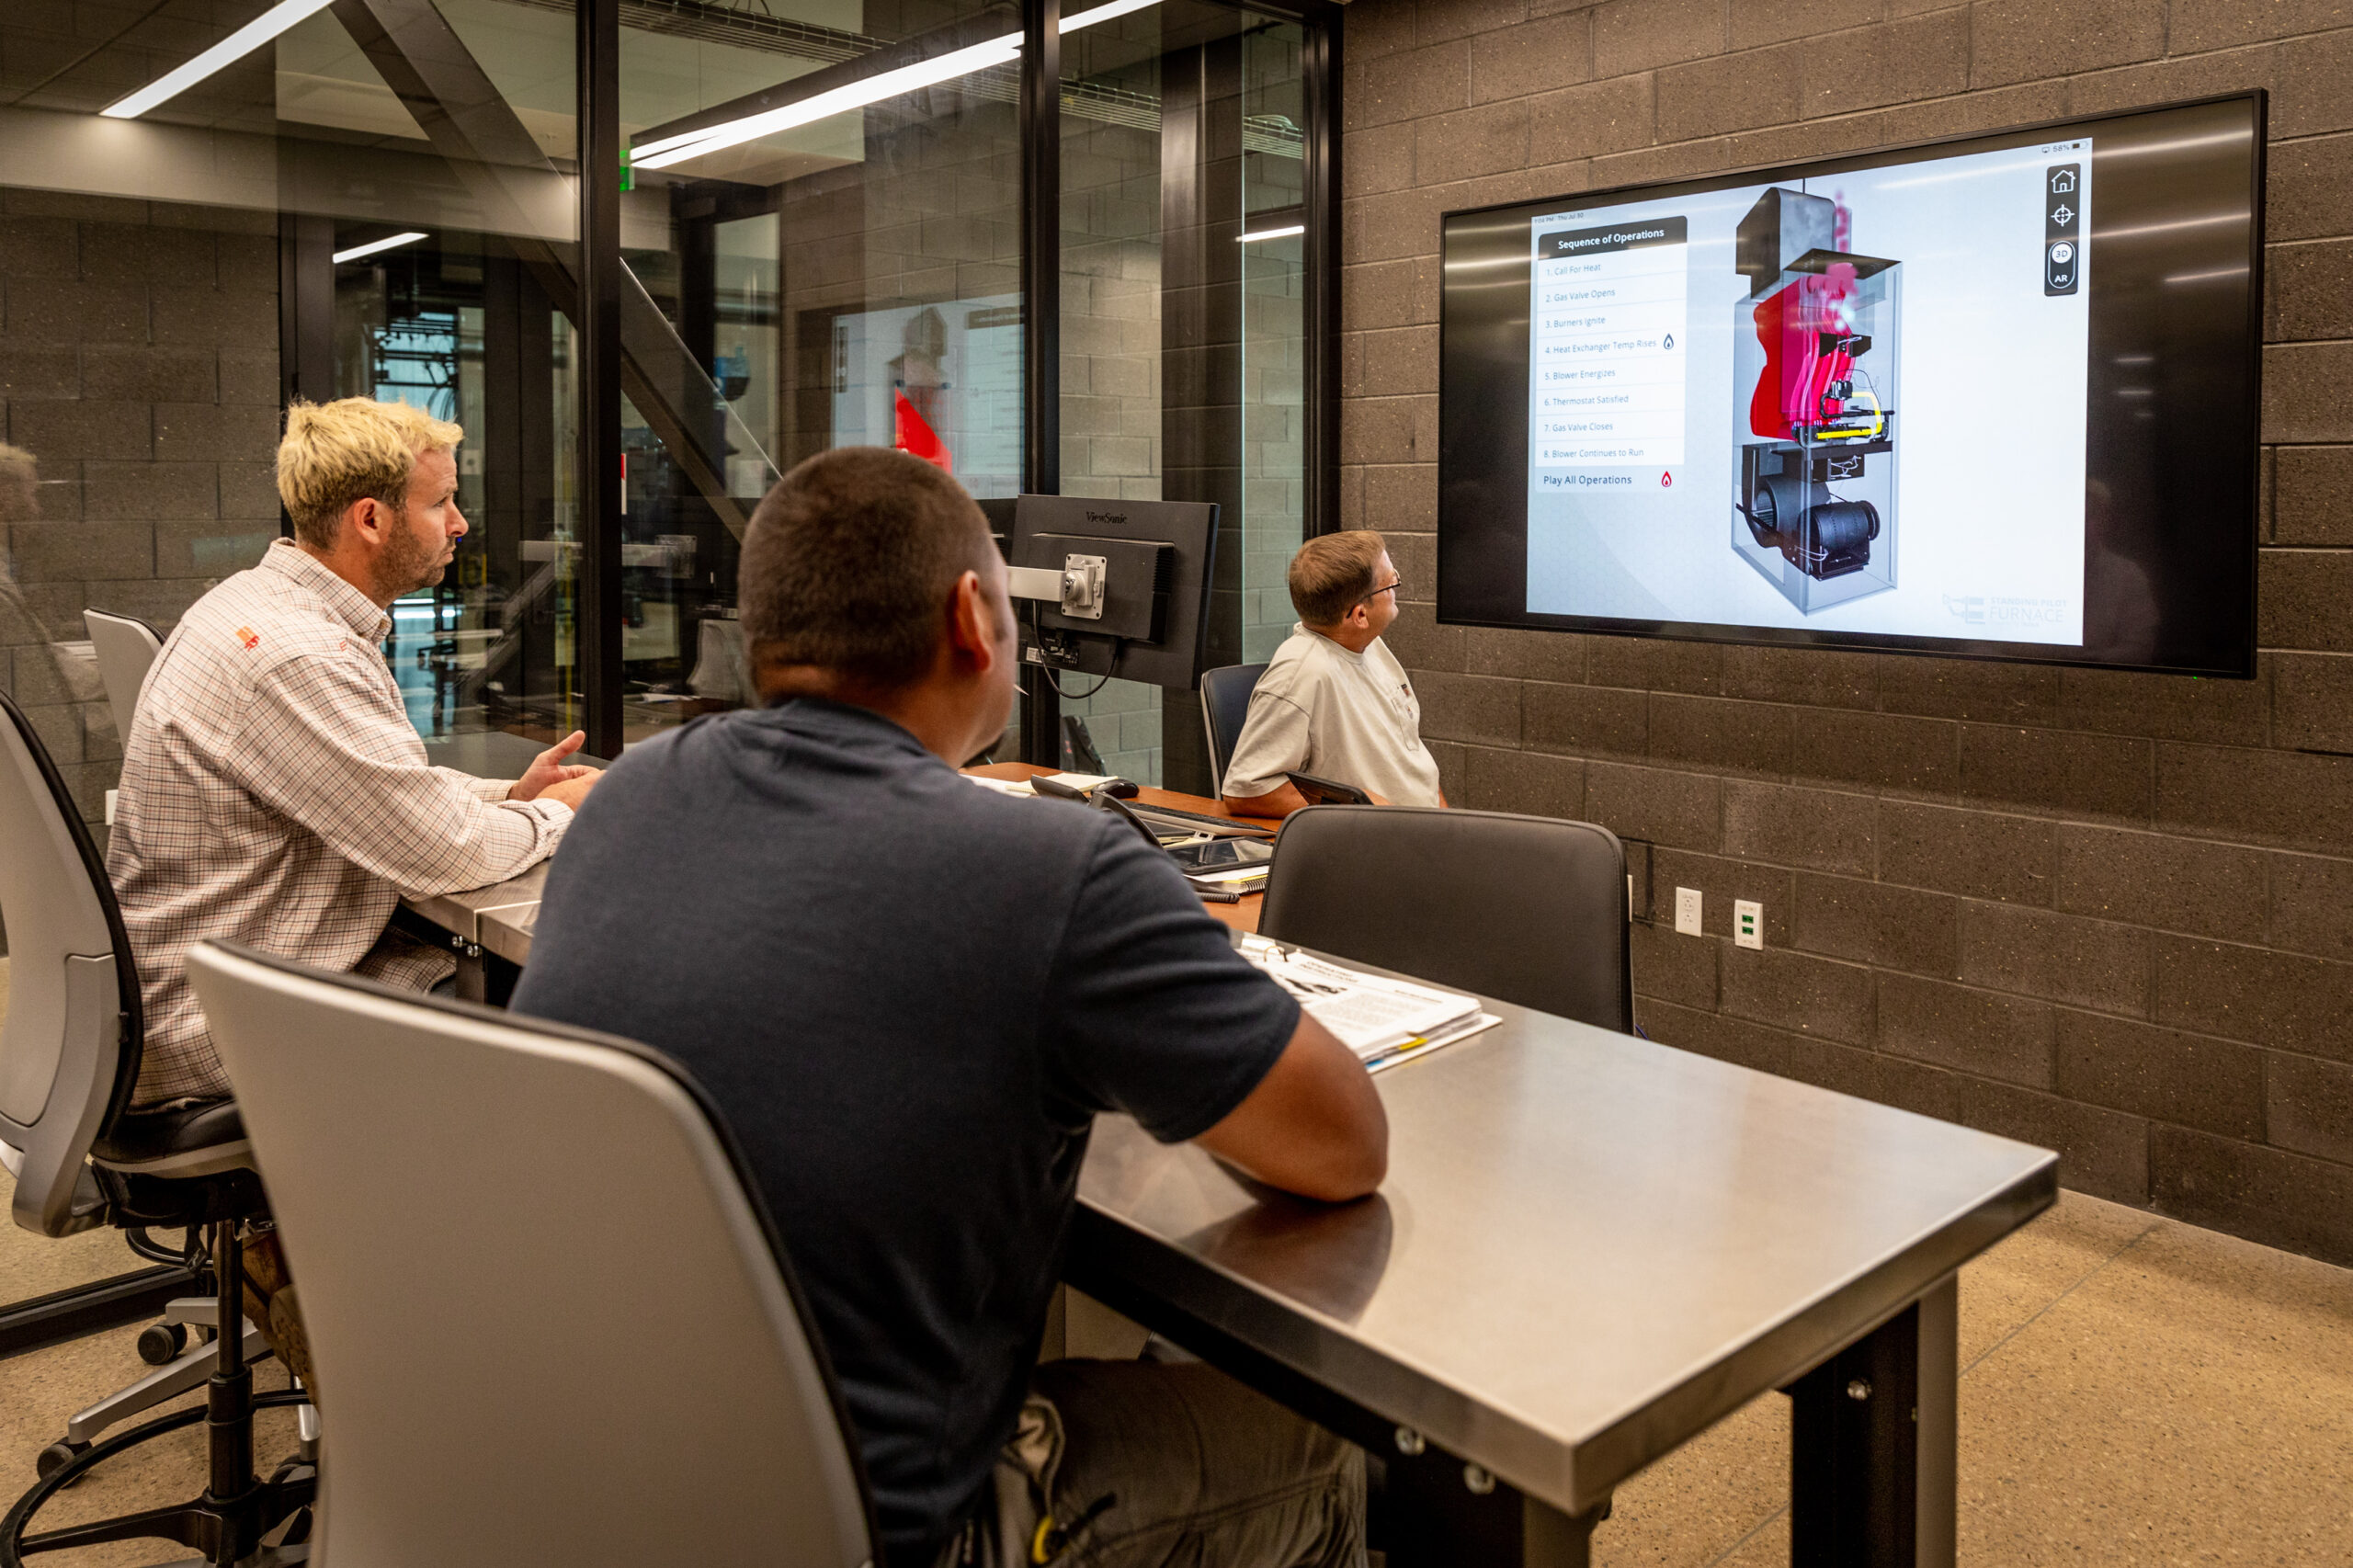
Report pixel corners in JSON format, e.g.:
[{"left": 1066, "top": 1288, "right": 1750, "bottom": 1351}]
[{"left": 2050, "top": 168, "right": 2076, "bottom": 193}]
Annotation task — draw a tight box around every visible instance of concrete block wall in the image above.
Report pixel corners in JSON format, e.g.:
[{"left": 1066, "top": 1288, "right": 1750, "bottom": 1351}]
[
  {"left": 1339, "top": 0, "right": 2353, "bottom": 1264},
  {"left": 0, "top": 188, "right": 282, "bottom": 831}
]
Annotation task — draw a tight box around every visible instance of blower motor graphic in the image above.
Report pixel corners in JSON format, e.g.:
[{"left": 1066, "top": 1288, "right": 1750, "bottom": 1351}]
[{"left": 1731, "top": 187, "right": 1902, "bottom": 614}]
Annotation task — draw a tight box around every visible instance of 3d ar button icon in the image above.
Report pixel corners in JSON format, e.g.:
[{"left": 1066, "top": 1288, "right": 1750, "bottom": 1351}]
[{"left": 2045, "top": 240, "right": 2079, "bottom": 293}]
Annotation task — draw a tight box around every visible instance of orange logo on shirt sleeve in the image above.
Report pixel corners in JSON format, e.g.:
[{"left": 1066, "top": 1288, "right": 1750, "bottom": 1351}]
[{"left": 234, "top": 626, "right": 259, "bottom": 651}]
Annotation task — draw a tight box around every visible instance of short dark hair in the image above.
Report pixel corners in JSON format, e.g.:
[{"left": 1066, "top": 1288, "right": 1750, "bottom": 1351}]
[
  {"left": 740, "top": 447, "right": 996, "bottom": 691},
  {"left": 1288, "top": 529, "right": 1388, "bottom": 626}
]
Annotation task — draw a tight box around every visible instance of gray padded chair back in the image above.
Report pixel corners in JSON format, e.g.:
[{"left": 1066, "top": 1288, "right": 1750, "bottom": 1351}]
[
  {"left": 0, "top": 691, "right": 142, "bottom": 1236},
  {"left": 188, "top": 942, "right": 879, "bottom": 1568},
  {"left": 1199, "top": 662, "right": 1267, "bottom": 791},
  {"left": 83, "top": 608, "right": 164, "bottom": 744},
  {"left": 1259, "top": 805, "right": 1634, "bottom": 1032}
]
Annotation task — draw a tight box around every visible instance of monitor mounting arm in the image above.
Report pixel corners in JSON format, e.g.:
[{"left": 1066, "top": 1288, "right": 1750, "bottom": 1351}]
[{"left": 1009, "top": 557, "right": 1108, "bottom": 621}]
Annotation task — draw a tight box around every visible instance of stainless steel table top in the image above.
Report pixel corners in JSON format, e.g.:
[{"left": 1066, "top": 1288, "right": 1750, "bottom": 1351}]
[
  {"left": 1073, "top": 1006, "right": 2052, "bottom": 1517},
  {"left": 405, "top": 863, "right": 547, "bottom": 949},
  {"left": 404, "top": 879, "right": 2055, "bottom": 1520}
]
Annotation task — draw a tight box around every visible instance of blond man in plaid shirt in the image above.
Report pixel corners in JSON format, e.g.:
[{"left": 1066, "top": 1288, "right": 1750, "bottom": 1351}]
[
  {"left": 109, "top": 398, "right": 600, "bottom": 1111},
  {"left": 109, "top": 397, "right": 602, "bottom": 1383}
]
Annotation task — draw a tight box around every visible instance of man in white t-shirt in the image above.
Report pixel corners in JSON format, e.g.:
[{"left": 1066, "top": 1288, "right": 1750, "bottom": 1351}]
[{"left": 1221, "top": 528, "right": 1444, "bottom": 817}]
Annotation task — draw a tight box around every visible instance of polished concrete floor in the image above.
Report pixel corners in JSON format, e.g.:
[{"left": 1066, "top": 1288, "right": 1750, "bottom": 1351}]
[
  {"left": 3, "top": 938, "right": 2347, "bottom": 1563},
  {"left": 1593, "top": 1190, "right": 2353, "bottom": 1567}
]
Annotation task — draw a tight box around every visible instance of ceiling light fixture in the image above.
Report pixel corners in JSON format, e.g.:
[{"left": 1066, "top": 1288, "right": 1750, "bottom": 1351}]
[
  {"left": 101, "top": 0, "right": 339, "bottom": 119},
  {"left": 636, "top": 0, "right": 1161, "bottom": 171},
  {"left": 1060, "top": 0, "right": 1163, "bottom": 32},
  {"left": 634, "top": 35, "right": 1020, "bottom": 166},
  {"left": 333, "top": 231, "right": 429, "bottom": 264},
  {"left": 1237, "top": 223, "right": 1306, "bottom": 243}
]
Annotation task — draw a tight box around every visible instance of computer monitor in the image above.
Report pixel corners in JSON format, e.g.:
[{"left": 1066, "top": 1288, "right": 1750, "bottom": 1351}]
[
  {"left": 977, "top": 496, "right": 1017, "bottom": 559},
  {"left": 1006, "top": 494, "right": 1220, "bottom": 690},
  {"left": 1436, "top": 92, "right": 2265, "bottom": 677}
]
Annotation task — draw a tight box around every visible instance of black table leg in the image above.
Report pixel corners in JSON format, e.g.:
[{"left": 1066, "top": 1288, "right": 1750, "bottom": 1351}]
[
  {"left": 451, "top": 941, "right": 488, "bottom": 1005},
  {"left": 483, "top": 951, "right": 521, "bottom": 1007},
  {"left": 1378, "top": 1444, "right": 1608, "bottom": 1568},
  {"left": 449, "top": 947, "right": 520, "bottom": 1006},
  {"left": 1786, "top": 1276, "right": 1957, "bottom": 1568}
]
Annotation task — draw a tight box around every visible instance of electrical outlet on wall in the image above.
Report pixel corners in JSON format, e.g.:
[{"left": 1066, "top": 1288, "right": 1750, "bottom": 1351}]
[
  {"left": 1675, "top": 887, "right": 1702, "bottom": 937},
  {"left": 1733, "top": 900, "right": 1763, "bottom": 949}
]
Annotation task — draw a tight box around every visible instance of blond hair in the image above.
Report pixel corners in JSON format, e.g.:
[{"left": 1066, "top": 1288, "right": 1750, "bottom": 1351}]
[
  {"left": 1288, "top": 529, "right": 1388, "bottom": 626},
  {"left": 277, "top": 398, "right": 463, "bottom": 549}
]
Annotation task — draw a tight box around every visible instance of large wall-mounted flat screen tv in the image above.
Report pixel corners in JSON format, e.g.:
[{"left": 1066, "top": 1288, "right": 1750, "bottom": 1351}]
[{"left": 1438, "top": 93, "right": 2265, "bottom": 676}]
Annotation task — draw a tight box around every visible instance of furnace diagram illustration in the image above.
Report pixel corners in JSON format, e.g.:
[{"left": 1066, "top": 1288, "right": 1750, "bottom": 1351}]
[{"left": 1731, "top": 187, "right": 1902, "bottom": 613}]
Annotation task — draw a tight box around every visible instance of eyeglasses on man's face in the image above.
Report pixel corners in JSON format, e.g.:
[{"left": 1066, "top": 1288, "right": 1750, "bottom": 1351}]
[{"left": 1358, "top": 579, "right": 1404, "bottom": 608}]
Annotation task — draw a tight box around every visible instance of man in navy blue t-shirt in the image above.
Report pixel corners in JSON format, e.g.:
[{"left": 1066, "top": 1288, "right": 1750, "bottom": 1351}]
[{"left": 514, "top": 448, "right": 1386, "bottom": 1568}]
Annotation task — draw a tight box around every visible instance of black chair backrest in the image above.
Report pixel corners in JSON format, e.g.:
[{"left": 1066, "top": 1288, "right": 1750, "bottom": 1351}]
[
  {"left": 1199, "top": 662, "right": 1267, "bottom": 791},
  {"left": 1258, "top": 805, "right": 1633, "bottom": 1032}
]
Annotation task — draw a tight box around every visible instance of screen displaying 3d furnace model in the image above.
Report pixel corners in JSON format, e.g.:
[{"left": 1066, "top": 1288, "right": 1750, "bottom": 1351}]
[{"left": 1524, "top": 139, "right": 2092, "bottom": 642}]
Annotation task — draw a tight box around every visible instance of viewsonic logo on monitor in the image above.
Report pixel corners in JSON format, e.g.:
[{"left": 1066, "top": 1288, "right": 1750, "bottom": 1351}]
[{"left": 1085, "top": 510, "right": 1130, "bottom": 526}]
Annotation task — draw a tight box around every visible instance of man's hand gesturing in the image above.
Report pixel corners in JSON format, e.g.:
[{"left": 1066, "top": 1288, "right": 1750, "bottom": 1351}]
[{"left": 511, "top": 730, "right": 600, "bottom": 811}]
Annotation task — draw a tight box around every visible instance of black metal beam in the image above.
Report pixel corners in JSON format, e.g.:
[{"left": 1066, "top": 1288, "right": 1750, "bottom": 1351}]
[
  {"left": 1302, "top": 8, "right": 1341, "bottom": 539},
  {"left": 1156, "top": 34, "right": 1245, "bottom": 795},
  {"left": 578, "top": 0, "right": 625, "bottom": 756},
  {"left": 1021, "top": 0, "right": 1060, "bottom": 499},
  {"left": 275, "top": 214, "right": 335, "bottom": 413},
  {"left": 1017, "top": 0, "right": 1062, "bottom": 767},
  {"left": 275, "top": 211, "right": 335, "bottom": 540}
]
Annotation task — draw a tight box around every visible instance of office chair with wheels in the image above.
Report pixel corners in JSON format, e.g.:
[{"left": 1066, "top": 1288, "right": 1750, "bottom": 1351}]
[
  {"left": 188, "top": 941, "right": 879, "bottom": 1568},
  {"left": 0, "top": 691, "right": 313, "bottom": 1564},
  {"left": 1258, "top": 805, "right": 1634, "bottom": 1032},
  {"left": 1199, "top": 663, "right": 1268, "bottom": 792},
  {"left": 81, "top": 609, "right": 164, "bottom": 744}
]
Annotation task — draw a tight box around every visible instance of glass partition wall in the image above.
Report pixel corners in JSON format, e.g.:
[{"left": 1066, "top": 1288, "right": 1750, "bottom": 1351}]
[
  {"left": 0, "top": 0, "right": 1336, "bottom": 803},
  {"left": 0, "top": 0, "right": 1331, "bottom": 1345},
  {"left": 0, "top": 0, "right": 1329, "bottom": 1340},
  {"left": 1047, "top": 2, "right": 1313, "bottom": 786}
]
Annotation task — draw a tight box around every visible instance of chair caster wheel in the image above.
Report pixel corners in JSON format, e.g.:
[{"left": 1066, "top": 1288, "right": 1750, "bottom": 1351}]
[
  {"left": 34, "top": 1440, "right": 86, "bottom": 1483},
  {"left": 137, "top": 1321, "right": 188, "bottom": 1365}
]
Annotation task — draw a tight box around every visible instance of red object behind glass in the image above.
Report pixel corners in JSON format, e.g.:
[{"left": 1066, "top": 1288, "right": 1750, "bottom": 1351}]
[{"left": 893, "top": 390, "right": 954, "bottom": 472}]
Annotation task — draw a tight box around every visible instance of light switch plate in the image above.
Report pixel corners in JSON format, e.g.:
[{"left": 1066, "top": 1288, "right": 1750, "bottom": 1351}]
[
  {"left": 1733, "top": 899, "right": 1763, "bottom": 949},
  {"left": 1675, "top": 887, "right": 1702, "bottom": 937}
]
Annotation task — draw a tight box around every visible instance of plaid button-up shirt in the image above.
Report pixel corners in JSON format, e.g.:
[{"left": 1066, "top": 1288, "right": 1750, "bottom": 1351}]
[{"left": 108, "top": 540, "right": 572, "bottom": 1105}]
